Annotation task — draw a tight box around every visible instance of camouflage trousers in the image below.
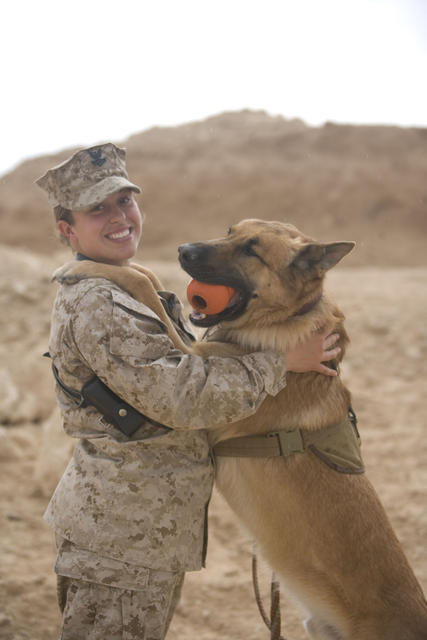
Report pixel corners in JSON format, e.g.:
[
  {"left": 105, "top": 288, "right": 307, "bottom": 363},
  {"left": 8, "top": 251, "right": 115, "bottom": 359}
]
[{"left": 55, "top": 537, "right": 184, "bottom": 640}]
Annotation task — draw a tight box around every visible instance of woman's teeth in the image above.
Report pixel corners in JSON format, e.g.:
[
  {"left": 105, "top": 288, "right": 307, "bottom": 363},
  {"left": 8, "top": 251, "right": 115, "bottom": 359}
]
[{"left": 108, "top": 229, "right": 131, "bottom": 240}]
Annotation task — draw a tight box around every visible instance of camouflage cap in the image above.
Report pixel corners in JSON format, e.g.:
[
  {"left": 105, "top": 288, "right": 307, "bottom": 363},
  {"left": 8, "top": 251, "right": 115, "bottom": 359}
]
[{"left": 35, "top": 143, "right": 141, "bottom": 210}]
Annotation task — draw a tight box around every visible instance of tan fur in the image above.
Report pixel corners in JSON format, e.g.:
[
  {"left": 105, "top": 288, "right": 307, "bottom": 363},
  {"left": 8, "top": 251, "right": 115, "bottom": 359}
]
[{"left": 54, "top": 220, "right": 427, "bottom": 639}]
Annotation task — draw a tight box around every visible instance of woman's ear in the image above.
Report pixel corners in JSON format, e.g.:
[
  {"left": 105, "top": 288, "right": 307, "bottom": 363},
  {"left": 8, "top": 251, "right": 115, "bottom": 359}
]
[{"left": 57, "top": 220, "right": 74, "bottom": 240}]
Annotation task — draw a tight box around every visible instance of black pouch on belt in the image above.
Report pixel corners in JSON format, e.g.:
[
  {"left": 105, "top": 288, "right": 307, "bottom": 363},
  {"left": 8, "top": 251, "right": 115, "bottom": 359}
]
[
  {"left": 46, "top": 354, "right": 169, "bottom": 438},
  {"left": 81, "top": 376, "right": 147, "bottom": 437}
]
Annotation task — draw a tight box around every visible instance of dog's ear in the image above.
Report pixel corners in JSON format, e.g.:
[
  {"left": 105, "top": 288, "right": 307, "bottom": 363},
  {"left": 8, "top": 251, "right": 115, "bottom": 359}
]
[{"left": 291, "top": 241, "right": 355, "bottom": 273}]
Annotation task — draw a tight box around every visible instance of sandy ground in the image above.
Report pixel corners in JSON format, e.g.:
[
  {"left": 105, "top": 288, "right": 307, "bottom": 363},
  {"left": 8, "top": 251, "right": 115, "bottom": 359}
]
[{"left": 0, "top": 247, "right": 426, "bottom": 639}]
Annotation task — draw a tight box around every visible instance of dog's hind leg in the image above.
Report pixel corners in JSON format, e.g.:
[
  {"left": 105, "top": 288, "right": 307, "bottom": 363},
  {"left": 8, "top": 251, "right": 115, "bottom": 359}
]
[{"left": 304, "top": 617, "right": 345, "bottom": 640}]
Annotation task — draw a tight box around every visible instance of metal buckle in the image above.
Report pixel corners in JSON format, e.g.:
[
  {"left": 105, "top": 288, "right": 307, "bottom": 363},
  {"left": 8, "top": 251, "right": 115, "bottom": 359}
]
[
  {"left": 268, "top": 429, "right": 305, "bottom": 458},
  {"left": 348, "top": 407, "right": 361, "bottom": 441}
]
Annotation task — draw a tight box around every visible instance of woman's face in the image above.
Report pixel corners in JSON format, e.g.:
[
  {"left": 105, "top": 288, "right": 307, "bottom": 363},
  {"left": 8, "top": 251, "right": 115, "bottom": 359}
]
[{"left": 58, "top": 189, "right": 143, "bottom": 266}]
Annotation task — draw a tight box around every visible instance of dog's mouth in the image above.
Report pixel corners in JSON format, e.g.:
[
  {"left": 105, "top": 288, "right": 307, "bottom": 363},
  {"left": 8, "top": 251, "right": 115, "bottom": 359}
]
[
  {"left": 182, "top": 269, "right": 252, "bottom": 327},
  {"left": 178, "top": 243, "right": 253, "bottom": 327},
  {"left": 189, "top": 285, "right": 250, "bottom": 327}
]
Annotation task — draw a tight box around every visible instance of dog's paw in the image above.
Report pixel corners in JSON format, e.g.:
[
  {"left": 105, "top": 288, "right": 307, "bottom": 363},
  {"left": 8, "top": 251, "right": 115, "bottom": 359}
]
[{"left": 52, "top": 261, "right": 86, "bottom": 284}]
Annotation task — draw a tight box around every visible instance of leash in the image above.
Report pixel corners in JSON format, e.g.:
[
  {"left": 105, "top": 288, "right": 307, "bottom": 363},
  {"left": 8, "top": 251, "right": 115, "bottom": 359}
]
[{"left": 252, "top": 553, "right": 289, "bottom": 640}]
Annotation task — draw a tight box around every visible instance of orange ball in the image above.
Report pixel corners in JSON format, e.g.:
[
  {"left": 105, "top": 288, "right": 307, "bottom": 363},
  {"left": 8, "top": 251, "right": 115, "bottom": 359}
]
[{"left": 187, "top": 279, "right": 236, "bottom": 315}]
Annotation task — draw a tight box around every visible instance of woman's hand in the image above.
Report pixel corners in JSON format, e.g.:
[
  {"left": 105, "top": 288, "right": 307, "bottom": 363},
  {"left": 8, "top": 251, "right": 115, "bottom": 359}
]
[{"left": 285, "top": 330, "right": 341, "bottom": 376}]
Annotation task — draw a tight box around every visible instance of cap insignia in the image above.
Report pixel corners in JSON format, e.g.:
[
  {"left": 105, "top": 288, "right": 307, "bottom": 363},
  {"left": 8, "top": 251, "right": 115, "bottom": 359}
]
[{"left": 88, "top": 148, "right": 106, "bottom": 167}]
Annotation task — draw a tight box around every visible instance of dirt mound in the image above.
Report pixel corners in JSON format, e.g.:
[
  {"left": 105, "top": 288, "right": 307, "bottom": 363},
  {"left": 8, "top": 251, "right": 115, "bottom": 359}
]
[{"left": 1, "top": 110, "right": 426, "bottom": 265}]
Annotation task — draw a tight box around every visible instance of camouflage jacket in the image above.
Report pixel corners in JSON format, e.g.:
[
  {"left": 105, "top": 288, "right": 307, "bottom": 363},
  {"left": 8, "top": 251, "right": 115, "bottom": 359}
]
[{"left": 45, "top": 277, "right": 287, "bottom": 571}]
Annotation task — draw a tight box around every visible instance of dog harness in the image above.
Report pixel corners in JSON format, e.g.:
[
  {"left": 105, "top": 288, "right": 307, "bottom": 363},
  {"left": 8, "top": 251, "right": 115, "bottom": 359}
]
[{"left": 213, "top": 409, "right": 364, "bottom": 474}]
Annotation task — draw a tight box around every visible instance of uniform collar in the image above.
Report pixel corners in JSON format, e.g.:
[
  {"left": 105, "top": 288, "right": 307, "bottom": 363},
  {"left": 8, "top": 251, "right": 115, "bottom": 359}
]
[{"left": 76, "top": 253, "right": 95, "bottom": 262}]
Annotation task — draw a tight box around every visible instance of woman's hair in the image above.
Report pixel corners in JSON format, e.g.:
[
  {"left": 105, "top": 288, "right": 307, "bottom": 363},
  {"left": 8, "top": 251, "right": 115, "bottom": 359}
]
[
  {"left": 54, "top": 205, "right": 74, "bottom": 246},
  {"left": 54, "top": 205, "right": 73, "bottom": 224}
]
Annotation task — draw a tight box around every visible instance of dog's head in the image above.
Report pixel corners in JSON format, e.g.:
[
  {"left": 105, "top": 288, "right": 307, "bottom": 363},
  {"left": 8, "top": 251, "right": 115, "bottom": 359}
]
[{"left": 179, "top": 219, "right": 354, "bottom": 328}]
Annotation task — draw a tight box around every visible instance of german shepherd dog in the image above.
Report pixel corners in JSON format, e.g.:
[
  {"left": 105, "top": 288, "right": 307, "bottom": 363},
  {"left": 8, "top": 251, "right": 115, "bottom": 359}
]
[{"left": 55, "top": 219, "right": 427, "bottom": 639}]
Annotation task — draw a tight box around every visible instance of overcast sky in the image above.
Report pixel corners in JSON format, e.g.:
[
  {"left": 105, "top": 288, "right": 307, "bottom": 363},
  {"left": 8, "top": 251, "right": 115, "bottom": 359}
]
[{"left": 1, "top": 0, "right": 426, "bottom": 176}]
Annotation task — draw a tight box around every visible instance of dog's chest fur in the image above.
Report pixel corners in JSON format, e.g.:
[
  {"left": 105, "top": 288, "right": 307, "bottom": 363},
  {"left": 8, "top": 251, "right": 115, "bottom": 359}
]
[{"left": 204, "top": 298, "right": 351, "bottom": 440}]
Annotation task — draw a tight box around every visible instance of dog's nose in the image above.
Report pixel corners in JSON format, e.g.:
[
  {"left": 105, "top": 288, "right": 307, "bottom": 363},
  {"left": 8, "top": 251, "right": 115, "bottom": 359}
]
[{"left": 178, "top": 243, "right": 205, "bottom": 264}]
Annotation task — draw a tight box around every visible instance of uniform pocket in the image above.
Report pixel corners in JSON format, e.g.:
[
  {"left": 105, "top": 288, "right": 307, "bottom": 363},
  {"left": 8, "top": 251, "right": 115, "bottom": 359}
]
[
  {"left": 55, "top": 541, "right": 150, "bottom": 591},
  {"left": 59, "top": 580, "right": 124, "bottom": 640},
  {"left": 121, "top": 571, "right": 184, "bottom": 640},
  {"left": 109, "top": 289, "right": 172, "bottom": 360}
]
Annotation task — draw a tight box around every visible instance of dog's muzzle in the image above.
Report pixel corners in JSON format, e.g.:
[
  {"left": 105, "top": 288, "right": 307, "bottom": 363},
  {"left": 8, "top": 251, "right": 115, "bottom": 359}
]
[{"left": 178, "top": 242, "right": 253, "bottom": 327}]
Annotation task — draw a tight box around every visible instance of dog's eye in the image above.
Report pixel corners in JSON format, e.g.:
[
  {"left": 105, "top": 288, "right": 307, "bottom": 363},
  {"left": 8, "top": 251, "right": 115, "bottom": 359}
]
[{"left": 243, "top": 242, "right": 259, "bottom": 257}]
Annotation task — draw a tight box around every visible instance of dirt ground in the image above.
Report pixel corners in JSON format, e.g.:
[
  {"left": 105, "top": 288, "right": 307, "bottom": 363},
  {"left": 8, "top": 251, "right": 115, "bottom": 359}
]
[{"left": 0, "top": 244, "right": 426, "bottom": 639}]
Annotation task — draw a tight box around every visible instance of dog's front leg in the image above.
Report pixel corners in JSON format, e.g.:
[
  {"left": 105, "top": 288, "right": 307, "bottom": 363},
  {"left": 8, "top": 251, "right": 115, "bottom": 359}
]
[
  {"left": 193, "top": 340, "right": 248, "bottom": 358},
  {"left": 129, "top": 262, "right": 165, "bottom": 291},
  {"left": 52, "top": 261, "right": 193, "bottom": 355}
]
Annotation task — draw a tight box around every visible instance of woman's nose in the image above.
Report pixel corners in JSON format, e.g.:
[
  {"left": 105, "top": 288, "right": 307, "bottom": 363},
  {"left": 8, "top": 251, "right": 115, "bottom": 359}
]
[{"left": 109, "top": 206, "right": 127, "bottom": 222}]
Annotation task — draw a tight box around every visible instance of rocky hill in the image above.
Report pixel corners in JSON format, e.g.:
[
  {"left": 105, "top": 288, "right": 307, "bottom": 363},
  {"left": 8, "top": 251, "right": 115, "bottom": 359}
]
[{"left": 0, "top": 110, "right": 426, "bottom": 265}]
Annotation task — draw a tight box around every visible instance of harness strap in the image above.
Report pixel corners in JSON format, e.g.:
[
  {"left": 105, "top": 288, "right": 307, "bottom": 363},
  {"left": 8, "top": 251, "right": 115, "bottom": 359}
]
[
  {"left": 213, "top": 411, "right": 364, "bottom": 474},
  {"left": 213, "top": 428, "right": 304, "bottom": 458}
]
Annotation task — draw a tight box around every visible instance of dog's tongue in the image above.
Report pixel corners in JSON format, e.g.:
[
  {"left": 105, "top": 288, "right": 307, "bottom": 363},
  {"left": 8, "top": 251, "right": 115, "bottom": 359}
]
[{"left": 187, "top": 280, "right": 236, "bottom": 315}]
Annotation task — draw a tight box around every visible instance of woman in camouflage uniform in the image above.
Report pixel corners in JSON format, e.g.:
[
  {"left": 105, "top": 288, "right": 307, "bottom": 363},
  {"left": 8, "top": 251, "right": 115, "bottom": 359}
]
[{"left": 36, "top": 143, "right": 340, "bottom": 640}]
